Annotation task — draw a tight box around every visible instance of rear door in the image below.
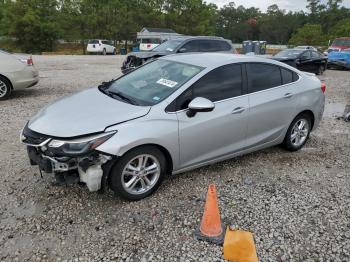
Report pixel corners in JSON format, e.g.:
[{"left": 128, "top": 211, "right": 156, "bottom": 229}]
[
  {"left": 246, "top": 63, "right": 299, "bottom": 148},
  {"left": 175, "top": 64, "right": 249, "bottom": 168},
  {"left": 298, "top": 51, "right": 312, "bottom": 72}
]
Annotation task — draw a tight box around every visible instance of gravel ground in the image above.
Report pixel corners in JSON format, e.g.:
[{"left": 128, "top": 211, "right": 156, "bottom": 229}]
[{"left": 0, "top": 55, "right": 349, "bottom": 262}]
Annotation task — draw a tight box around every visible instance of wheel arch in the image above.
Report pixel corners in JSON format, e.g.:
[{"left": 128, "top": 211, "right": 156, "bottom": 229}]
[
  {"left": 0, "top": 74, "right": 13, "bottom": 90},
  {"left": 294, "top": 110, "right": 315, "bottom": 129},
  {"left": 111, "top": 143, "right": 174, "bottom": 176}
]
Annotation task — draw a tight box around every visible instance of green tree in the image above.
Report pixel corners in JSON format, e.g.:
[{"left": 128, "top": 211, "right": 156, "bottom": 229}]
[
  {"left": 1, "top": 0, "right": 61, "bottom": 53},
  {"left": 289, "top": 24, "right": 327, "bottom": 46},
  {"left": 330, "top": 18, "right": 350, "bottom": 37},
  {"left": 259, "top": 5, "right": 307, "bottom": 44}
]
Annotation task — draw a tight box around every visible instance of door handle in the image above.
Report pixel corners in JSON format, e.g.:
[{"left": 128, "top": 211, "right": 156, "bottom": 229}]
[
  {"left": 284, "top": 93, "right": 293, "bottom": 98},
  {"left": 232, "top": 107, "right": 245, "bottom": 114}
]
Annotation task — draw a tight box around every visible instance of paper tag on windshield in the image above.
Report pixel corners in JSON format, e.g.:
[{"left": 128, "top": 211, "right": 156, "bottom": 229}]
[{"left": 157, "top": 78, "right": 178, "bottom": 88}]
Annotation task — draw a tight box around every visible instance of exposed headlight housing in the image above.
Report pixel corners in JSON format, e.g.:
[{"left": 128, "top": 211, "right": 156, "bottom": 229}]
[{"left": 47, "top": 131, "right": 116, "bottom": 156}]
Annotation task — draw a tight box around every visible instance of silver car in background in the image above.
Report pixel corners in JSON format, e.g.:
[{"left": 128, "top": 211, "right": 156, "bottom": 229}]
[
  {"left": 21, "top": 53, "right": 325, "bottom": 200},
  {"left": 0, "top": 50, "right": 39, "bottom": 100}
]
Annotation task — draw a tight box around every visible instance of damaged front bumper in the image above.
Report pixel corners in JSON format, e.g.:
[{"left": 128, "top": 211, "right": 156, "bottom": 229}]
[{"left": 21, "top": 126, "right": 114, "bottom": 192}]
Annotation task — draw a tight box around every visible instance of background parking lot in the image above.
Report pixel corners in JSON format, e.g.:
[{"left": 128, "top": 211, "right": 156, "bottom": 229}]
[{"left": 0, "top": 55, "right": 349, "bottom": 261}]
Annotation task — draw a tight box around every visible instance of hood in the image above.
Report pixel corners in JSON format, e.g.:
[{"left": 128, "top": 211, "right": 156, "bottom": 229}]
[
  {"left": 28, "top": 87, "right": 151, "bottom": 138},
  {"left": 127, "top": 51, "right": 169, "bottom": 59}
]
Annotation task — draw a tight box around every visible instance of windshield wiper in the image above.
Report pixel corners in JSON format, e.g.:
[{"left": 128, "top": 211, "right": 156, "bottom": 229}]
[{"left": 106, "top": 90, "right": 138, "bottom": 105}]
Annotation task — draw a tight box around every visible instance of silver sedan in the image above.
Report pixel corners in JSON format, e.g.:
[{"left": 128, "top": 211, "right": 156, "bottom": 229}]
[
  {"left": 21, "top": 53, "right": 325, "bottom": 200},
  {"left": 0, "top": 50, "right": 39, "bottom": 100}
]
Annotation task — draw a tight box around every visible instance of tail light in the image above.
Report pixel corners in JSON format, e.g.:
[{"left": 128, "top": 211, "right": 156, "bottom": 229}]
[
  {"left": 27, "top": 56, "right": 34, "bottom": 66},
  {"left": 321, "top": 82, "right": 326, "bottom": 93}
]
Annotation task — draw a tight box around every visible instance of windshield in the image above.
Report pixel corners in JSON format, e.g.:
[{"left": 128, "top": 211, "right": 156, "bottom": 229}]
[
  {"left": 274, "top": 49, "right": 304, "bottom": 58},
  {"left": 332, "top": 39, "right": 350, "bottom": 47},
  {"left": 152, "top": 39, "right": 184, "bottom": 52},
  {"left": 104, "top": 60, "right": 203, "bottom": 106}
]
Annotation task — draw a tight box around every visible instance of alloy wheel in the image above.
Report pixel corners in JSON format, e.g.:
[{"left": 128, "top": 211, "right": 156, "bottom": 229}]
[
  {"left": 121, "top": 154, "right": 161, "bottom": 195},
  {"left": 290, "top": 119, "right": 309, "bottom": 147},
  {"left": 0, "top": 79, "right": 8, "bottom": 98}
]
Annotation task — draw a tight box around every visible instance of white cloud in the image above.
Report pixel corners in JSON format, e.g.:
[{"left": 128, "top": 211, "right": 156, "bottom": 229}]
[{"left": 207, "top": 0, "right": 350, "bottom": 11}]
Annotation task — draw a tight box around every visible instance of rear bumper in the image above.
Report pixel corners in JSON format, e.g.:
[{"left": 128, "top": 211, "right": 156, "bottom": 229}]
[{"left": 9, "top": 67, "right": 39, "bottom": 90}]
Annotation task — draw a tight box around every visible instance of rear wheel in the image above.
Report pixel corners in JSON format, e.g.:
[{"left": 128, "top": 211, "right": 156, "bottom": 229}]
[
  {"left": 0, "top": 76, "right": 11, "bottom": 100},
  {"left": 282, "top": 114, "right": 312, "bottom": 151},
  {"left": 109, "top": 146, "right": 166, "bottom": 200}
]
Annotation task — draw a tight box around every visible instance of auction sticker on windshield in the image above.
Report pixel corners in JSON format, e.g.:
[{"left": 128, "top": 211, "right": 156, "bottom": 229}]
[{"left": 156, "top": 78, "right": 178, "bottom": 88}]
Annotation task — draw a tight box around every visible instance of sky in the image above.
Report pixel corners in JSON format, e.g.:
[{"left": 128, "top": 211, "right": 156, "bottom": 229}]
[{"left": 207, "top": 0, "right": 350, "bottom": 12}]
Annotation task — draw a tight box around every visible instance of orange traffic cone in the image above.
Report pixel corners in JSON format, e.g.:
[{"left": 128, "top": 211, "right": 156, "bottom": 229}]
[{"left": 195, "top": 184, "right": 225, "bottom": 245}]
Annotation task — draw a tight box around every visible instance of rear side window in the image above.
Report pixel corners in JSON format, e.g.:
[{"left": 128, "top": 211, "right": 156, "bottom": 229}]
[
  {"left": 175, "top": 64, "right": 243, "bottom": 110},
  {"left": 281, "top": 68, "right": 293, "bottom": 85},
  {"left": 217, "top": 41, "right": 232, "bottom": 51},
  {"left": 281, "top": 68, "right": 299, "bottom": 84},
  {"left": 88, "top": 40, "right": 99, "bottom": 44},
  {"left": 247, "top": 63, "right": 282, "bottom": 93}
]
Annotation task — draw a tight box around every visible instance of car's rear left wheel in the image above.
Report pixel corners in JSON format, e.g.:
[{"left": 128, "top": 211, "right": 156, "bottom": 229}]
[
  {"left": 109, "top": 146, "right": 166, "bottom": 200},
  {"left": 0, "top": 76, "right": 11, "bottom": 100},
  {"left": 283, "top": 114, "right": 311, "bottom": 151}
]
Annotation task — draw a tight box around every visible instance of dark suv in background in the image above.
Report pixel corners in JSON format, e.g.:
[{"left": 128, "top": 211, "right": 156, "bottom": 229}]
[{"left": 121, "top": 36, "right": 236, "bottom": 74}]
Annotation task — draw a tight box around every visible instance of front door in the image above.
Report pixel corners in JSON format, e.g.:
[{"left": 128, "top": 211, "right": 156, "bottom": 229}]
[{"left": 176, "top": 64, "right": 249, "bottom": 169}]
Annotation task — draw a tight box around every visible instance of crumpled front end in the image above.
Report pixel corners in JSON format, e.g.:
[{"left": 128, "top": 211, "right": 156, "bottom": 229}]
[{"left": 21, "top": 125, "right": 114, "bottom": 192}]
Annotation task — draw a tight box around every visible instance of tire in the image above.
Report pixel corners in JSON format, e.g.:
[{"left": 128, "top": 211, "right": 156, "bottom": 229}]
[
  {"left": 109, "top": 146, "right": 166, "bottom": 200},
  {"left": 0, "top": 76, "right": 12, "bottom": 100},
  {"left": 102, "top": 48, "right": 106, "bottom": 55},
  {"left": 282, "top": 113, "right": 312, "bottom": 152}
]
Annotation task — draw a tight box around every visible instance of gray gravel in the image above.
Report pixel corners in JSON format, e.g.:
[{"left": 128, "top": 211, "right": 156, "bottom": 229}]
[{"left": 0, "top": 55, "right": 349, "bottom": 261}]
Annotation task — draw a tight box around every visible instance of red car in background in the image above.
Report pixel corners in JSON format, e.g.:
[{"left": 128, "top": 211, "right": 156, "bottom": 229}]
[{"left": 327, "top": 37, "right": 350, "bottom": 53}]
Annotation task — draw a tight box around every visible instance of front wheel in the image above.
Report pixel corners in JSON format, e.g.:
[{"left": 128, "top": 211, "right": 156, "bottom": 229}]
[
  {"left": 109, "top": 146, "right": 166, "bottom": 200},
  {"left": 282, "top": 114, "right": 312, "bottom": 151}
]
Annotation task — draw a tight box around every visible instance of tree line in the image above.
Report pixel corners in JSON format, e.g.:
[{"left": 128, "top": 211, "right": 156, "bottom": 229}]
[{"left": 0, "top": 0, "right": 350, "bottom": 53}]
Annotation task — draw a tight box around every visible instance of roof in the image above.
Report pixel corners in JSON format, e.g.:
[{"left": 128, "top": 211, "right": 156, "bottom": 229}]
[
  {"left": 141, "top": 28, "right": 176, "bottom": 33},
  {"left": 161, "top": 53, "right": 286, "bottom": 69}
]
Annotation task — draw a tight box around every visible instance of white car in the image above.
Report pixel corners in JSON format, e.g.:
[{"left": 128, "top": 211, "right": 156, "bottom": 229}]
[
  {"left": 87, "top": 40, "right": 116, "bottom": 55},
  {"left": 295, "top": 46, "right": 318, "bottom": 51},
  {"left": 0, "top": 50, "right": 39, "bottom": 100}
]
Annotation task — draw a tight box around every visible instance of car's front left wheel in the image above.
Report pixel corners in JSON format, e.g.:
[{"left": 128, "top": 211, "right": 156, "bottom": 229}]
[
  {"left": 109, "top": 146, "right": 167, "bottom": 200},
  {"left": 0, "top": 76, "right": 11, "bottom": 100}
]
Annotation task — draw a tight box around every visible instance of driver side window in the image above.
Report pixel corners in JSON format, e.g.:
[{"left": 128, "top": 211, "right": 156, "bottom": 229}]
[
  {"left": 180, "top": 40, "right": 199, "bottom": 53},
  {"left": 172, "top": 64, "right": 243, "bottom": 111},
  {"left": 301, "top": 51, "right": 311, "bottom": 59}
]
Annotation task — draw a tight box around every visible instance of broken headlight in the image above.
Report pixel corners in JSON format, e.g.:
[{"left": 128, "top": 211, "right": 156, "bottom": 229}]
[{"left": 47, "top": 131, "right": 116, "bottom": 156}]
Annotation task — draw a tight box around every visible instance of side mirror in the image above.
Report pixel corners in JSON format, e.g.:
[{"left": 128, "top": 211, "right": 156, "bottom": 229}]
[
  {"left": 178, "top": 48, "right": 187, "bottom": 53},
  {"left": 187, "top": 97, "right": 215, "bottom": 117}
]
